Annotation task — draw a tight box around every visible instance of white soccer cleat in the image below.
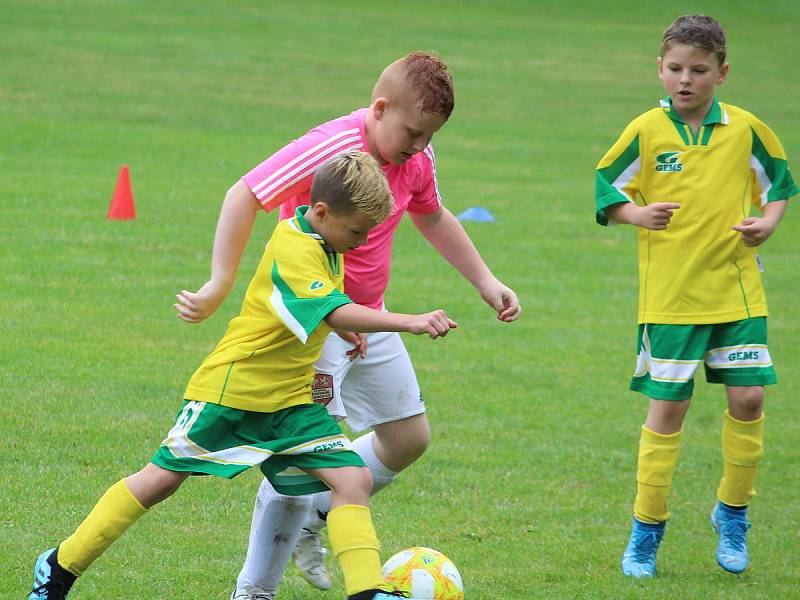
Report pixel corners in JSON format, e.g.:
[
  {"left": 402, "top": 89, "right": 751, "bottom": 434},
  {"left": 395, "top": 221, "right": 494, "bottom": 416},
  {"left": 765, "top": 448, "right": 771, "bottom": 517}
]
[
  {"left": 230, "top": 585, "right": 275, "bottom": 600},
  {"left": 292, "top": 529, "right": 332, "bottom": 590}
]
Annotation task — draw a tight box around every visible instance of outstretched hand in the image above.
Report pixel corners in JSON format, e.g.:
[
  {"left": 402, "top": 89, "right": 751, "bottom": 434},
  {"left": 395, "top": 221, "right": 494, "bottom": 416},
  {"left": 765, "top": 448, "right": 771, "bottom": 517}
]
[
  {"left": 408, "top": 310, "right": 458, "bottom": 339},
  {"left": 478, "top": 277, "right": 521, "bottom": 322},
  {"left": 174, "top": 279, "right": 230, "bottom": 324}
]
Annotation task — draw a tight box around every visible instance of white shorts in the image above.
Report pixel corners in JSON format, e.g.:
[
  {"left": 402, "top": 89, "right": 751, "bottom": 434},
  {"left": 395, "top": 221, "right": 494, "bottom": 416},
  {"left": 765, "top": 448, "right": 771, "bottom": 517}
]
[{"left": 310, "top": 330, "right": 424, "bottom": 432}]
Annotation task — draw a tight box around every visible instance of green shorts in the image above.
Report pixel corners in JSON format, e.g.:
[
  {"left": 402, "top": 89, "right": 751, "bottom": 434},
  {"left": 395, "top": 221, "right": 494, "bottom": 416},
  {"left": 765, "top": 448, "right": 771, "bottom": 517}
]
[
  {"left": 151, "top": 400, "right": 364, "bottom": 496},
  {"left": 631, "top": 317, "right": 776, "bottom": 401}
]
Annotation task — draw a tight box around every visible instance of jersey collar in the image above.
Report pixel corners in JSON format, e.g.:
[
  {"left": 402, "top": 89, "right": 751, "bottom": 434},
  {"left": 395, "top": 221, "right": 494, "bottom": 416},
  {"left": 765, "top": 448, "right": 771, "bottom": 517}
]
[
  {"left": 659, "top": 96, "right": 728, "bottom": 126},
  {"left": 293, "top": 205, "right": 321, "bottom": 237},
  {"left": 292, "top": 205, "right": 338, "bottom": 256}
]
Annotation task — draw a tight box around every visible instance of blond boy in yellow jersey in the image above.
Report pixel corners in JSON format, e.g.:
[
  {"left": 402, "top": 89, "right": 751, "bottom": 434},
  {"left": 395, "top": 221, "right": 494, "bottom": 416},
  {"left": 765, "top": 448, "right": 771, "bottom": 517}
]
[
  {"left": 595, "top": 14, "right": 797, "bottom": 578},
  {"left": 28, "top": 151, "right": 456, "bottom": 600}
]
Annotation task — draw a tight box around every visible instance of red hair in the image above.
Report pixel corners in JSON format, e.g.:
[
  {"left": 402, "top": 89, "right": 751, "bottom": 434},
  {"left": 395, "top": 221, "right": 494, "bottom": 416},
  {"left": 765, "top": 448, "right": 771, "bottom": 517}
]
[{"left": 404, "top": 52, "right": 455, "bottom": 120}]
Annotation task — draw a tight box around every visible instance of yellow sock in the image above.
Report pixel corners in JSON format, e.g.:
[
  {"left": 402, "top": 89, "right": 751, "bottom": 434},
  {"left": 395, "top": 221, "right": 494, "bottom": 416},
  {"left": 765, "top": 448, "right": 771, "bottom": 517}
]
[
  {"left": 58, "top": 479, "right": 147, "bottom": 576},
  {"left": 634, "top": 426, "right": 681, "bottom": 523},
  {"left": 717, "top": 410, "right": 764, "bottom": 507},
  {"left": 327, "top": 504, "right": 387, "bottom": 596}
]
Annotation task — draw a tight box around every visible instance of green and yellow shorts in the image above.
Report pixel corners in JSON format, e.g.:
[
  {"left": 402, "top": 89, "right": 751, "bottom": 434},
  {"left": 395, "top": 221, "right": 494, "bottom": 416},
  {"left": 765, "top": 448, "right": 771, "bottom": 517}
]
[
  {"left": 151, "top": 400, "right": 364, "bottom": 496},
  {"left": 631, "top": 317, "right": 776, "bottom": 401}
]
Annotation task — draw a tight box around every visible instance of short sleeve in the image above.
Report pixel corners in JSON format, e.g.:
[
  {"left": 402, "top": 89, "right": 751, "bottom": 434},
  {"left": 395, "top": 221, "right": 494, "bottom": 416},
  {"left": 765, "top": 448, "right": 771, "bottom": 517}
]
[
  {"left": 747, "top": 116, "right": 798, "bottom": 208},
  {"left": 595, "top": 120, "right": 642, "bottom": 226},
  {"left": 407, "top": 145, "right": 443, "bottom": 214},
  {"left": 267, "top": 243, "right": 351, "bottom": 344},
  {"left": 243, "top": 119, "right": 365, "bottom": 214}
]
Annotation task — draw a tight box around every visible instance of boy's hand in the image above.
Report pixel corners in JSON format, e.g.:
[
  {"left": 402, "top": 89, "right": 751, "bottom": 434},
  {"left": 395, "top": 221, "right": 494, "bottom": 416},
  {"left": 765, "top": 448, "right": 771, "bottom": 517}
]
[
  {"left": 336, "top": 331, "right": 368, "bottom": 360},
  {"left": 408, "top": 310, "right": 458, "bottom": 339},
  {"left": 174, "top": 279, "right": 230, "bottom": 323},
  {"left": 732, "top": 217, "right": 777, "bottom": 247},
  {"left": 634, "top": 203, "right": 681, "bottom": 230},
  {"left": 477, "top": 277, "right": 521, "bottom": 322}
]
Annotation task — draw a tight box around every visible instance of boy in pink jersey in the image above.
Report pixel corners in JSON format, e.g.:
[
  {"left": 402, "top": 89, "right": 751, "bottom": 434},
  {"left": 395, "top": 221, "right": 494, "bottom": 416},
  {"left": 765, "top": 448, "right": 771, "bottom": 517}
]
[{"left": 174, "top": 52, "right": 521, "bottom": 598}]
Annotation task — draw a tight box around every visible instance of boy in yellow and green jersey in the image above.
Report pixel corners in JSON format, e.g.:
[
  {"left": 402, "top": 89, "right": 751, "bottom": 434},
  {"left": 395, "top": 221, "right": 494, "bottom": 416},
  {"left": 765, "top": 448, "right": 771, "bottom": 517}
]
[
  {"left": 28, "top": 151, "right": 456, "bottom": 600},
  {"left": 595, "top": 14, "right": 796, "bottom": 578}
]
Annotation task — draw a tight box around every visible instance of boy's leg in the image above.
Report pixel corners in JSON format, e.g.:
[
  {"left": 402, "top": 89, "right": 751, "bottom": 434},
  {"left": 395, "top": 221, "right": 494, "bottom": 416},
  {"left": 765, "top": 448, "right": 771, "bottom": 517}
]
[
  {"left": 233, "top": 478, "right": 313, "bottom": 597},
  {"left": 622, "top": 399, "right": 687, "bottom": 578},
  {"left": 294, "top": 332, "right": 425, "bottom": 587},
  {"left": 307, "top": 466, "right": 392, "bottom": 599},
  {"left": 710, "top": 386, "right": 764, "bottom": 574},
  {"left": 623, "top": 323, "right": 706, "bottom": 577},
  {"left": 704, "top": 317, "right": 774, "bottom": 574},
  {"left": 30, "top": 464, "right": 187, "bottom": 598},
  {"left": 237, "top": 425, "right": 415, "bottom": 594},
  {"left": 636, "top": 398, "right": 689, "bottom": 522},
  {"left": 719, "top": 386, "right": 764, "bottom": 506}
]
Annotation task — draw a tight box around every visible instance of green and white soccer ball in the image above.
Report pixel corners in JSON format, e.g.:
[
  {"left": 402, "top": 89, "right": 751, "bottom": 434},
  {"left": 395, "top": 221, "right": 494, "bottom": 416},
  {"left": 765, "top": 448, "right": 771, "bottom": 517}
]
[{"left": 382, "top": 547, "right": 464, "bottom": 599}]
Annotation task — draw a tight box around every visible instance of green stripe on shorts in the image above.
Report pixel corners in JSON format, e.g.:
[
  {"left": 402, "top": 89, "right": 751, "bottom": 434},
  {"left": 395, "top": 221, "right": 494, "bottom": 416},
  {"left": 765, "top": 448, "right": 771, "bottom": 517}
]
[{"left": 151, "top": 400, "right": 364, "bottom": 495}]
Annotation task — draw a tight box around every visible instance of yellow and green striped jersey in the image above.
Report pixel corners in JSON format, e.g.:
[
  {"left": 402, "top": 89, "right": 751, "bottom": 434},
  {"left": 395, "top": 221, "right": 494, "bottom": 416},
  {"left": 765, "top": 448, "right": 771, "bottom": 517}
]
[
  {"left": 184, "top": 206, "right": 351, "bottom": 412},
  {"left": 596, "top": 98, "right": 797, "bottom": 325}
]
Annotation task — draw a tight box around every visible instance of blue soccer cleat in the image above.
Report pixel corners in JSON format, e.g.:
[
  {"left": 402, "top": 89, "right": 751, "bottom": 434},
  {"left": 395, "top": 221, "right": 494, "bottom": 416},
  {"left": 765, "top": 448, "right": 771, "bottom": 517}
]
[
  {"left": 621, "top": 517, "right": 666, "bottom": 578},
  {"left": 711, "top": 502, "right": 751, "bottom": 574},
  {"left": 29, "top": 548, "right": 73, "bottom": 599}
]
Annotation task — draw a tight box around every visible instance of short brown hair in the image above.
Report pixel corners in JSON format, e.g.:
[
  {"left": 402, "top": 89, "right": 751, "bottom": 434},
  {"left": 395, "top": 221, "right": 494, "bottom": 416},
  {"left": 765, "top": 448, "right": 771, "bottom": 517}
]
[
  {"left": 404, "top": 51, "right": 455, "bottom": 119},
  {"left": 661, "top": 14, "right": 727, "bottom": 66},
  {"left": 311, "top": 151, "right": 394, "bottom": 223}
]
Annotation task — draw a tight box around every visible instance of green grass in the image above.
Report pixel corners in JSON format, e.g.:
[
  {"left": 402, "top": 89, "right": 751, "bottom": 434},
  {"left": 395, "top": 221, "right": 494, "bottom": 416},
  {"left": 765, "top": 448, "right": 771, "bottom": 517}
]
[{"left": 2, "top": 1, "right": 799, "bottom": 598}]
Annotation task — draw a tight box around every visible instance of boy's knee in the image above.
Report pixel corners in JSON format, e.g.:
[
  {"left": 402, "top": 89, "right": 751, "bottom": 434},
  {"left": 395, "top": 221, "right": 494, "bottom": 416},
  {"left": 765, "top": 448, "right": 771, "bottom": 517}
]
[
  {"left": 351, "top": 466, "right": 373, "bottom": 496},
  {"left": 127, "top": 464, "right": 188, "bottom": 507},
  {"left": 727, "top": 386, "right": 764, "bottom": 419},
  {"left": 374, "top": 414, "right": 431, "bottom": 469}
]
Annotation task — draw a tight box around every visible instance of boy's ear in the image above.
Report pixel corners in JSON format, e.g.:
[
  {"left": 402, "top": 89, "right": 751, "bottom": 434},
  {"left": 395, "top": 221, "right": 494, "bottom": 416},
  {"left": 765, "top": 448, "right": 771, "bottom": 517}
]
[
  {"left": 717, "top": 62, "right": 729, "bottom": 85},
  {"left": 372, "top": 97, "right": 389, "bottom": 121},
  {"left": 656, "top": 56, "right": 664, "bottom": 80},
  {"left": 311, "top": 201, "right": 330, "bottom": 221}
]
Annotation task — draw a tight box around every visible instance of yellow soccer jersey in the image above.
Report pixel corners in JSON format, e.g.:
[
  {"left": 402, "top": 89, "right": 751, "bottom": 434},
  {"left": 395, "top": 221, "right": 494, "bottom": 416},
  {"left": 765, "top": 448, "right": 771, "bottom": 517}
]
[
  {"left": 595, "top": 98, "right": 797, "bottom": 324},
  {"left": 184, "top": 206, "right": 352, "bottom": 412}
]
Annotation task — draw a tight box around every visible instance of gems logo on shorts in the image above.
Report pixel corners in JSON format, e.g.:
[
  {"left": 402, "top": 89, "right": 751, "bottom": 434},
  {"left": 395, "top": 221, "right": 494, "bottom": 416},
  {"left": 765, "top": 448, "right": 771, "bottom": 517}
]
[{"left": 311, "top": 373, "right": 334, "bottom": 406}]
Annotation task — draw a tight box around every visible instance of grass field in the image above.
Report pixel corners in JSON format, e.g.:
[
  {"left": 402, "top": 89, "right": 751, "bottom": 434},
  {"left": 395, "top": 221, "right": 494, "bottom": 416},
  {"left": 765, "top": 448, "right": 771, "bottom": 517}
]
[{"left": 2, "top": 1, "right": 799, "bottom": 598}]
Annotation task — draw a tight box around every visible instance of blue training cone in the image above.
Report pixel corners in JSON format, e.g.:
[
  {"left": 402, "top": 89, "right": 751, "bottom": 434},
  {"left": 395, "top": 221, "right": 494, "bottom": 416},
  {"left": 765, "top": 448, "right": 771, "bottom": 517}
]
[{"left": 457, "top": 206, "right": 495, "bottom": 222}]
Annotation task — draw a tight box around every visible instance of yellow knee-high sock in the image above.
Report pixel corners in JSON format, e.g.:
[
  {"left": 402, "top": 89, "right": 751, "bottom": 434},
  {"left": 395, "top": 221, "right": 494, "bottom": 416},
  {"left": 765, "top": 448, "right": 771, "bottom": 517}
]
[
  {"left": 58, "top": 479, "right": 147, "bottom": 576},
  {"left": 717, "top": 410, "right": 764, "bottom": 507},
  {"left": 327, "top": 504, "right": 387, "bottom": 596},
  {"left": 634, "top": 426, "right": 681, "bottom": 524}
]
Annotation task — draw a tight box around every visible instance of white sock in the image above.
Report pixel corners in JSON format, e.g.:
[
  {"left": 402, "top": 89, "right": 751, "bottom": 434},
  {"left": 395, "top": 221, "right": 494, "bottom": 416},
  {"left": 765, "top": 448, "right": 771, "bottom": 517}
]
[
  {"left": 303, "top": 430, "right": 398, "bottom": 532},
  {"left": 236, "top": 477, "right": 312, "bottom": 593},
  {"left": 353, "top": 430, "right": 399, "bottom": 494}
]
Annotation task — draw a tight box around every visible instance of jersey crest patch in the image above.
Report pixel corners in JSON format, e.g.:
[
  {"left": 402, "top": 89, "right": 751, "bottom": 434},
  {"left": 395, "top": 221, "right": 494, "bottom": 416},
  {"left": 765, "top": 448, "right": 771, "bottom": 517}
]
[
  {"left": 656, "top": 151, "right": 683, "bottom": 172},
  {"left": 311, "top": 373, "right": 334, "bottom": 406}
]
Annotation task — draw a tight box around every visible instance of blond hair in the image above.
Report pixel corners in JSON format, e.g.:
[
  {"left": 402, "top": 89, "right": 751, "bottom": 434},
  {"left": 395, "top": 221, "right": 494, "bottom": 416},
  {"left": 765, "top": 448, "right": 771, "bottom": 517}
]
[{"left": 311, "top": 150, "right": 394, "bottom": 223}]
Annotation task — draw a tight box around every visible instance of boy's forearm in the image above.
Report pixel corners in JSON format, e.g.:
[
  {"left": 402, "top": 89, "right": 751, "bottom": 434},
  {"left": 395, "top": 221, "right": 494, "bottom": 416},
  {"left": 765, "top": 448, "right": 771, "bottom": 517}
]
[
  {"left": 325, "top": 303, "right": 412, "bottom": 333},
  {"left": 409, "top": 208, "right": 494, "bottom": 288},
  {"left": 761, "top": 199, "right": 788, "bottom": 228},
  {"left": 604, "top": 201, "right": 639, "bottom": 225},
  {"left": 210, "top": 180, "right": 261, "bottom": 289}
]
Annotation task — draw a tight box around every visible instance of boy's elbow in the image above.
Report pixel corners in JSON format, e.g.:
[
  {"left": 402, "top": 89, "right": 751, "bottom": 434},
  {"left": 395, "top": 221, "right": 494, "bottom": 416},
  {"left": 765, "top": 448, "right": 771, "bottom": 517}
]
[{"left": 227, "top": 180, "right": 260, "bottom": 211}]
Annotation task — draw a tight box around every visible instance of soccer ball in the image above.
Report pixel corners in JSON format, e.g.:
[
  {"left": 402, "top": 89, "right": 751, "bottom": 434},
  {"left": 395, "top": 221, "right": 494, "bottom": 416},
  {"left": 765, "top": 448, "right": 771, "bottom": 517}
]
[{"left": 382, "top": 547, "right": 464, "bottom": 599}]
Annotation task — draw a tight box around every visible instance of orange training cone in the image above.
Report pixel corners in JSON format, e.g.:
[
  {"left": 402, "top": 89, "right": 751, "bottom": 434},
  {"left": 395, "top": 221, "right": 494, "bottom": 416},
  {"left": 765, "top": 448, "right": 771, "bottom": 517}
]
[{"left": 107, "top": 164, "right": 136, "bottom": 220}]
